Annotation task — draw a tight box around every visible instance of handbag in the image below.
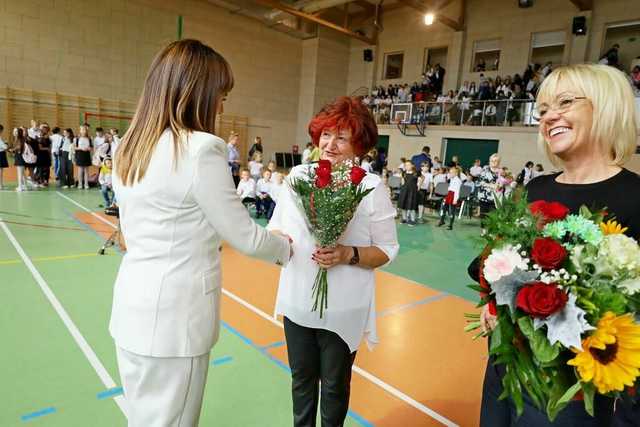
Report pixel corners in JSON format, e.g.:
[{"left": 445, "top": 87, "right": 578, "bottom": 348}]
[{"left": 22, "top": 143, "right": 37, "bottom": 164}]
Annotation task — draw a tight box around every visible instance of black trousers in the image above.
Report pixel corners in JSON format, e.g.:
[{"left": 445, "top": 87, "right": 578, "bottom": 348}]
[
  {"left": 283, "top": 317, "right": 356, "bottom": 427},
  {"left": 480, "top": 357, "right": 614, "bottom": 427},
  {"left": 58, "top": 152, "right": 74, "bottom": 187}
]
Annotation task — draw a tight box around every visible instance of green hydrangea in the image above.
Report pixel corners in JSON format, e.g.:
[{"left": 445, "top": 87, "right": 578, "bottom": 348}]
[
  {"left": 543, "top": 215, "right": 603, "bottom": 247},
  {"left": 543, "top": 221, "right": 567, "bottom": 241},
  {"left": 564, "top": 215, "right": 603, "bottom": 246}
]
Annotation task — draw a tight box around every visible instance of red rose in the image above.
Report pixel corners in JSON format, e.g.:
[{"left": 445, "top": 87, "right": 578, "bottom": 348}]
[
  {"left": 529, "top": 201, "right": 570, "bottom": 222},
  {"left": 531, "top": 237, "right": 567, "bottom": 270},
  {"left": 350, "top": 166, "right": 367, "bottom": 185},
  {"left": 516, "top": 282, "right": 568, "bottom": 318},
  {"left": 315, "top": 160, "right": 332, "bottom": 188},
  {"left": 317, "top": 160, "right": 332, "bottom": 177},
  {"left": 315, "top": 174, "right": 331, "bottom": 188}
]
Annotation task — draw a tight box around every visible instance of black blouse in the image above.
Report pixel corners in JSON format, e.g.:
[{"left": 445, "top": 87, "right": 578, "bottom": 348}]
[{"left": 526, "top": 169, "right": 640, "bottom": 240}]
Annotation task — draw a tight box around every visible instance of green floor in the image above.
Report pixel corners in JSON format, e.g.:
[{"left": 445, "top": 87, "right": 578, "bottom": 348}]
[{"left": 0, "top": 187, "right": 480, "bottom": 426}]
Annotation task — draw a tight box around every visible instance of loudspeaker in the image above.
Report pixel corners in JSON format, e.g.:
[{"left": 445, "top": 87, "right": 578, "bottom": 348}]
[
  {"left": 363, "top": 49, "right": 373, "bottom": 62},
  {"left": 572, "top": 16, "right": 587, "bottom": 35}
]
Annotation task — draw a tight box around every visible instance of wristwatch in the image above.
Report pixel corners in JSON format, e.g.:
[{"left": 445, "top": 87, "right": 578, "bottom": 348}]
[{"left": 349, "top": 247, "right": 360, "bottom": 265}]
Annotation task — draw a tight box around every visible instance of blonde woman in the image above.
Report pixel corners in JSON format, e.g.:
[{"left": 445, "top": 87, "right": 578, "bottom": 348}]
[
  {"left": 478, "top": 64, "right": 639, "bottom": 427},
  {"left": 111, "top": 39, "right": 292, "bottom": 426}
]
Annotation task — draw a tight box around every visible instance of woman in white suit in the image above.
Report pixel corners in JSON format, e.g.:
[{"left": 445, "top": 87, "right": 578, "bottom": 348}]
[{"left": 111, "top": 39, "right": 291, "bottom": 426}]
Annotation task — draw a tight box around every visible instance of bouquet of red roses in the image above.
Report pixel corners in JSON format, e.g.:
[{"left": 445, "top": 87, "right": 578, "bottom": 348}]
[
  {"left": 290, "top": 159, "right": 372, "bottom": 318},
  {"left": 466, "top": 193, "right": 640, "bottom": 421}
]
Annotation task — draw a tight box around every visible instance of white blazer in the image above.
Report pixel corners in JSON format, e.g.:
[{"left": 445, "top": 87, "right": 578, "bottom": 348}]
[{"left": 110, "top": 130, "right": 290, "bottom": 358}]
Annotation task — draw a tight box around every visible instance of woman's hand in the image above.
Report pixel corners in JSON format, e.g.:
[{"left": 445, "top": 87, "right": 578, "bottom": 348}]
[
  {"left": 270, "top": 230, "right": 294, "bottom": 259},
  {"left": 312, "top": 245, "right": 352, "bottom": 269},
  {"left": 480, "top": 304, "right": 497, "bottom": 333}
]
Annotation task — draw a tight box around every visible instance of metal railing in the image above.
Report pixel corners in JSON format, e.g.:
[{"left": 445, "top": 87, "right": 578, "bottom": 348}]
[{"left": 383, "top": 99, "right": 539, "bottom": 127}]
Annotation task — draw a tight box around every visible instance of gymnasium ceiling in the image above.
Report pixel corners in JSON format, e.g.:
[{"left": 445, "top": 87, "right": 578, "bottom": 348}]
[{"left": 205, "top": 0, "right": 592, "bottom": 44}]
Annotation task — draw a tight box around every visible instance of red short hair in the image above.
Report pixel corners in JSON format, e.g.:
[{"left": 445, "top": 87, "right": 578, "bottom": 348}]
[{"left": 308, "top": 96, "right": 378, "bottom": 157}]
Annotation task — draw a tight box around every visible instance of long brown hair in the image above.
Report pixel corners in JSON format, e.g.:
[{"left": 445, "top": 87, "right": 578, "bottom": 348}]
[{"left": 116, "top": 39, "right": 234, "bottom": 185}]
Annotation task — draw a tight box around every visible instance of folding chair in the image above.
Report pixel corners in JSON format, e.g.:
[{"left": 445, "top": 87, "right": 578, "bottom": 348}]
[
  {"left": 428, "top": 182, "right": 450, "bottom": 213},
  {"left": 457, "top": 185, "right": 473, "bottom": 219},
  {"left": 387, "top": 175, "right": 402, "bottom": 201}
]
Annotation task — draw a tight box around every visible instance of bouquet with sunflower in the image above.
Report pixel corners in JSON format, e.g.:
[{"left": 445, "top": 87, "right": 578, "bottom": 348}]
[
  {"left": 290, "top": 159, "right": 372, "bottom": 318},
  {"left": 466, "top": 193, "right": 640, "bottom": 420}
]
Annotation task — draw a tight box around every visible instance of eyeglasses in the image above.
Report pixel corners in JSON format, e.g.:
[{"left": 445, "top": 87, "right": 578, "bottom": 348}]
[{"left": 533, "top": 96, "right": 587, "bottom": 121}]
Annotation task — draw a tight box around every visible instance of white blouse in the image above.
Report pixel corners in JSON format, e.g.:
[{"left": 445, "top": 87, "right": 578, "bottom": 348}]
[
  {"left": 448, "top": 176, "right": 463, "bottom": 204},
  {"left": 267, "top": 164, "right": 399, "bottom": 352}
]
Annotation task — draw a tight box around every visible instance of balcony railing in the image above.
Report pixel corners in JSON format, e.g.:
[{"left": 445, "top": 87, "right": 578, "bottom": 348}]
[
  {"left": 384, "top": 99, "right": 539, "bottom": 128},
  {"left": 371, "top": 95, "right": 640, "bottom": 129}
]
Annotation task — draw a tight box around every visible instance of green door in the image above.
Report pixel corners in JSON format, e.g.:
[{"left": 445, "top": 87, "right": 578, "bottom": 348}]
[
  {"left": 442, "top": 138, "right": 499, "bottom": 169},
  {"left": 377, "top": 135, "right": 389, "bottom": 153}
]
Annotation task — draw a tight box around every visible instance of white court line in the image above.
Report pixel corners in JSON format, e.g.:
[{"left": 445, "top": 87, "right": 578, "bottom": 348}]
[
  {"left": 57, "top": 192, "right": 458, "bottom": 427},
  {"left": 0, "top": 216, "right": 127, "bottom": 416},
  {"left": 56, "top": 191, "right": 116, "bottom": 228}
]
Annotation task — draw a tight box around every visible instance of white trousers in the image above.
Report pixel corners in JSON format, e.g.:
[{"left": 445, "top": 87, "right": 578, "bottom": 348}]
[{"left": 116, "top": 347, "right": 210, "bottom": 427}]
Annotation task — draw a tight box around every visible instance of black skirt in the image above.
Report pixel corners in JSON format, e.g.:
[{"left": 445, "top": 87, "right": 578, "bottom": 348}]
[
  {"left": 0, "top": 151, "right": 8, "bottom": 168},
  {"left": 75, "top": 151, "right": 92, "bottom": 167},
  {"left": 14, "top": 151, "right": 25, "bottom": 167}
]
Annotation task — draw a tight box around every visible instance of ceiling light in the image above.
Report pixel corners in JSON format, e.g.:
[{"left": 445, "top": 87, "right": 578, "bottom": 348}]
[{"left": 424, "top": 13, "right": 435, "bottom": 25}]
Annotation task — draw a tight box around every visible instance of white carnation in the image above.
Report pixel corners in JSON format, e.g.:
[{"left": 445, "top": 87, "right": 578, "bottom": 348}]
[{"left": 483, "top": 245, "right": 530, "bottom": 284}]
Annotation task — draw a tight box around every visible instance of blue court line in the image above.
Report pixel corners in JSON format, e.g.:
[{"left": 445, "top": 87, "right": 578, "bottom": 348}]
[
  {"left": 97, "top": 387, "right": 123, "bottom": 400},
  {"left": 377, "top": 293, "right": 448, "bottom": 318},
  {"left": 20, "top": 407, "right": 56, "bottom": 422},
  {"left": 211, "top": 355, "right": 234, "bottom": 366},
  {"left": 259, "top": 340, "right": 286, "bottom": 350},
  {"left": 221, "top": 321, "right": 373, "bottom": 427}
]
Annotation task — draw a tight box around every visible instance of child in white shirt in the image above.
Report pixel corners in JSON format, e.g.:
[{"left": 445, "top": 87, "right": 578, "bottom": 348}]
[
  {"left": 417, "top": 163, "right": 433, "bottom": 222},
  {"left": 248, "top": 152, "right": 264, "bottom": 182},
  {"left": 236, "top": 169, "right": 256, "bottom": 208},
  {"left": 438, "top": 166, "right": 463, "bottom": 230},
  {"left": 256, "top": 169, "right": 275, "bottom": 219},
  {"left": 269, "top": 172, "right": 285, "bottom": 204}
]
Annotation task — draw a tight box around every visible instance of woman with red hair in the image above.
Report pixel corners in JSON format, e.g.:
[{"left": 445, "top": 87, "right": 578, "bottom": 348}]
[{"left": 268, "top": 97, "right": 399, "bottom": 426}]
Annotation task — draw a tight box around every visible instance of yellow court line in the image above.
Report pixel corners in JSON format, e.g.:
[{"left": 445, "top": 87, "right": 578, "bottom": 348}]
[{"left": 0, "top": 252, "right": 108, "bottom": 266}]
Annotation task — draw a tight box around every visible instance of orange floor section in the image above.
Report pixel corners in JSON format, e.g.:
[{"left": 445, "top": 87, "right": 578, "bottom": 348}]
[{"left": 77, "top": 212, "right": 486, "bottom": 426}]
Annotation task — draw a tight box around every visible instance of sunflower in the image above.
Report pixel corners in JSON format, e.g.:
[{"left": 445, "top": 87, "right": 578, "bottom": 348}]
[
  {"left": 600, "top": 220, "right": 628, "bottom": 236},
  {"left": 568, "top": 312, "right": 640, "bottom": 394}
]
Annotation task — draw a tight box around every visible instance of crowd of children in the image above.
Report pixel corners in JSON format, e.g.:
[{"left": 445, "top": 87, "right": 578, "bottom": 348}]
[
  {"left": 389, "top": 154, "right": 531, "bottom": 231},
  {"left": 0, "top": 120, "right": 118, "bottom": 206},
  {"left": 0, "top": 121, "right": 539, "bottom": 233}
]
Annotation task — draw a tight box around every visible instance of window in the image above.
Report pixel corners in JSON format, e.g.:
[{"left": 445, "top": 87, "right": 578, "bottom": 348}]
[
  {"left": 383, "top": 52, "right": 404, "bottom": 80},
  {"left": 530, "top": 31, "right": 566, "bottom": 67},
  {"left": 471, "top": 39, "right": 501, "bottom": 72}
]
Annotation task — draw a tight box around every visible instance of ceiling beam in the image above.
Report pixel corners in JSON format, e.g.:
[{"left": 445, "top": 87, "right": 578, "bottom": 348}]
[
  {"left": 569, "top": 0, "right": 593, "bottom": 11},
  {"left": 253, "top": 0, "right": 377, "bottom": 44},
  {"left": 432, "top": 0, "right": 456, "bottom": 10},
  {"left": 349, "top": 2, "right": 404, "bottom": 25},
  {"left": 397, "top": 0, "right": 463, "bottom": 31},
  {"left": 354, "top": 0, "right": 376, "bottom": 14}
]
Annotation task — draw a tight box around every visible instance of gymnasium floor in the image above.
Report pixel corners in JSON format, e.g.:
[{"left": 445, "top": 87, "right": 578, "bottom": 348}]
[{"left": 0, "top": 171, "right": 487, "bottom": 427}]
